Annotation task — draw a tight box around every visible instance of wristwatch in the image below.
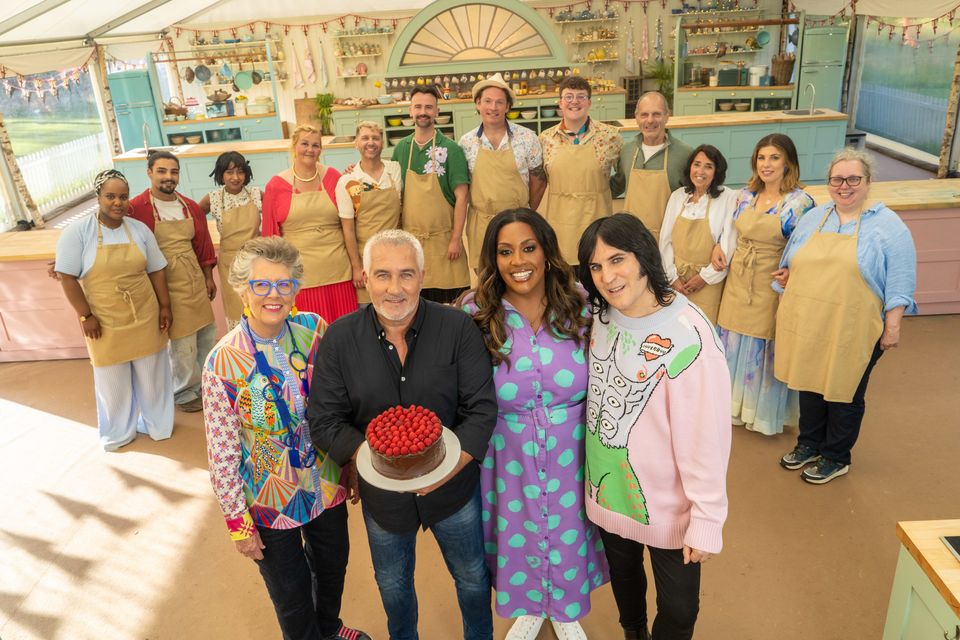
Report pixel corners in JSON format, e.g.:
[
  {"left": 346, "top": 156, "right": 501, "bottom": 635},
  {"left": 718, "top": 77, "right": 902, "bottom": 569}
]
[{"left": 79, "top": 313, "right": 95, "bottom": 322}]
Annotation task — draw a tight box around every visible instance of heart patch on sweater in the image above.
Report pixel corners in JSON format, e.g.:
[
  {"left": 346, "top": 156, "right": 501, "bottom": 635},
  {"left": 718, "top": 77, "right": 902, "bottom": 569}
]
[{"left": 640, "top": 334, "right": 673, "bottom": 361}]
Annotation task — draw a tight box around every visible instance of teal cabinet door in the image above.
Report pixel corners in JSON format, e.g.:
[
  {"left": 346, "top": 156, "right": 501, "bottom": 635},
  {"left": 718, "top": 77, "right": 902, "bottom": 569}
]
[
  {"left": 323, "top": 148, "right": 360, "bottom": 172},
  {"left": 780, "top": 120, "right": 846, "bottom": 185},
  {"left": 246, "top": 153, "right": 293, "bottom": 190},
  {"left": 882, "top": 546, "right": 960, "bottom": 640},
  {"left": 674, "top": 93, "right": 714, "bottom": 116}
]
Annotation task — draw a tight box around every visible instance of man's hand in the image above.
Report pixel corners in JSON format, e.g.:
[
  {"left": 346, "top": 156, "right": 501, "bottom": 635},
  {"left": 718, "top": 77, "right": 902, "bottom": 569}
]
[
  {"left": 235, "top": 531, "right": 266, "bottom": 561},
  {"left": 416, "top": 450, "right": 472, "bottom": 496},
  {"left": 447, "top": 236, "right": 463, "bottom": 261},
  {"left": 341, "top": 460, "right": 360, "bottom": 504},
  {"left": 683, "top": 545, "right": 713, "bottom": 564},
  {"left": 205, "top": 275, "right": 217, "bottom": 300}
]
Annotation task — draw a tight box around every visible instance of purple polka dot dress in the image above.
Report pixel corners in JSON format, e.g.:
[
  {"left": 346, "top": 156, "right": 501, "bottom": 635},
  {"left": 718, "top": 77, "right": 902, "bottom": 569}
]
[{"left": 463, "top": 296, "right": 608, "bottom": 622}]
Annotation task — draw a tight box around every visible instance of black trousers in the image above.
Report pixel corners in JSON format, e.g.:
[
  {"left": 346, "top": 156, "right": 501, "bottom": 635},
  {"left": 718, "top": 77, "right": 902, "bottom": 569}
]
[
  {"left": 797, "top": 341, "right": 884, "bottom": 465},
  {"left": 599, "top": 528, "right": 701, "bottom": 640},
  {"left": 254, "top": 502, "right": 349, "bottom": 640}
]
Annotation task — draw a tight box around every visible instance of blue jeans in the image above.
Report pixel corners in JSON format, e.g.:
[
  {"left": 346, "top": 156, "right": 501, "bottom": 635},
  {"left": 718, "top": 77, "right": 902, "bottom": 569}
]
[
  {"left": 363, "top": 488, "right": 492, "bottom": 640},
  {"left": 255, "top": 503, "right": 349, "bottom": 640}
]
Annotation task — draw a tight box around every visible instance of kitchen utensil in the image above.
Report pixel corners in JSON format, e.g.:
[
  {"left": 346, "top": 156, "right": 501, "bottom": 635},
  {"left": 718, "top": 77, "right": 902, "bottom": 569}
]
[
  {"left": 435, "top": 115, "right": 451, "bottom": 124},
  {"left": 194, "top": 65, "right": 212, "bottom": 82},
  {"left": 170, "top": 135, "right": 186, "bottom": 145},
  {"left": 182, "top": 66, "right": 195, "bottom": 83},
  {"left": 734, "top": 102, "right": 751, "bottom": 111},
  {"left": 206, "top": 90, "right": 230, "bottom": 102},
  {"left": 356, "top": 63, "right": 368, "bottom": 76},
  {"left": 186, "top": 135, "right": 203, "bottom": 144},
  {"left": 378, "top": 95, "right": 395, "bottom": 105},
  {"left": 718, "top": 102, "right": 733, "bottom": 111},
  {"left": 756, "top": 30, "right": 771, "bottom": 46},
  {"left": 506, "top": 111, "right": 520, "bottom": 120},
  {"left": 251, "top": 68, "right": 263, "bottom": 85},
  {"left": 232, "top": 82, "right": 240, "bottom": 92},
  {"left": 520, "top": 109, "right": 536, "bottom": 120},
  {"left": 234, "top": 69, "right": 253, "bottom": 90},
  {"left": 163, "top": 97, "right": 188, "bottom": 117},
  {"left": 402, "top": 118, "right": 414, "bottom": 126},
  {"left": 541, "top": 108, "right": 556, "bottom": 118},
  {"left": 220, "top": 61, "right": 233, "bottom": 80},
  {"left": 387, "top": 118, "right": 403, "bottom": 126}
]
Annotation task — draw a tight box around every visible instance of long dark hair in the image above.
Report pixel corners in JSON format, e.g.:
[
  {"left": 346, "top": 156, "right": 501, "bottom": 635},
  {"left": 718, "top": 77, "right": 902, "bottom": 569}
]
[
  {"left": 208, "top": 151, "right": 253, "bottom": 186},
  {"left": 469, "top": 208, "right": 588, "bottom": 366},
  {"left": 577, "top": 213, "right": 674, "bottom": 321},
  {"left": 681, "top": 144, "right": 727, "bottom": 198}
]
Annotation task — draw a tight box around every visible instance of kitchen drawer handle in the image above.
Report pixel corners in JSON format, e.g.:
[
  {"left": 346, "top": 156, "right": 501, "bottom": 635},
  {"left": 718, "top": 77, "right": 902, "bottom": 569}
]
[
  {"left": 730, "top": 92, "right": 735, "bottom": 96},
  {"left": 692, "top": 92, "right": 698, "bottom": 97},
  {"left": 805, "top": 70, "right": 819, "bottom": 74},
  {"left": 219, "top": 123, "right": 225, "bottom": 126}
]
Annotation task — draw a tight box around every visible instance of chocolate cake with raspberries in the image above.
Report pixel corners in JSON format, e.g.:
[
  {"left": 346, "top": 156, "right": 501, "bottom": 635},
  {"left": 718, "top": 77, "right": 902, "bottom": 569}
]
[{"left": 366, "top": 404, "right": 446, "bottom": 480}]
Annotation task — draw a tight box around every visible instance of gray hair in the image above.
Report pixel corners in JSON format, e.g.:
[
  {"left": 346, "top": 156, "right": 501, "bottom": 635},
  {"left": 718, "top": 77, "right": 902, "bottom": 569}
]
[
  {"left": 637, "top": 91, "right": 670, "bottom": 115},
  {"left": 828, "top": 147, "right": 874, "bottom": 182},
  {"left": 363, "top": 229, "right": 424, "bottom": 273},
  {"left": 228, "top": 236, "right": 304, "bottom": 296}
]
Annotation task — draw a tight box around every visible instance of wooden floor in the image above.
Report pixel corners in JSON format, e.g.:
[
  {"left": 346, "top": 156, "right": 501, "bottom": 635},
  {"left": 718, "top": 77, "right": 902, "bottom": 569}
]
[{"left": 0, "top": 313, "right": 957, "bottom": 640}]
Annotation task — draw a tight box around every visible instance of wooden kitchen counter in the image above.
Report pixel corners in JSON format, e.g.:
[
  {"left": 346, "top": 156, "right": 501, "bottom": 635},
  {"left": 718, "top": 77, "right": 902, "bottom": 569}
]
[
  {"left": 806, "top": 179, "right": 960, "bottom": 211},
  {"left": 616, "top": 108, "right": 848, "bottom": 131},
  {"left": 896, "top": 520, "right": 960, "bottom": 618}
]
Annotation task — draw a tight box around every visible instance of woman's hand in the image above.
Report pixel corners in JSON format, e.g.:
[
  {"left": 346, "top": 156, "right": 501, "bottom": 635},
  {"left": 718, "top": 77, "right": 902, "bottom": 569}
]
[
  {"left": 351, "top": 263, "right": 366, "bottom": 290},
  {"left": 771, "top": 267, "right": 789, "bottom": 288},
  {"left": 82, "top": 315, "right": 102, "bottom": 339},
  {"left": 341, "top": 460, "right": 360, "bottom": 504},
  {"left": 710, "top": 244, "right": 728, "bottom": 271},
  {"left": 158, "top": 305, "right": 173, "bottom": 333},
  {"left": 235, "top": 531, "right": 266, "bottom": 561},
  {"left": 684, "top": 274, "right": 707, "bottom": 294},
  {"left": 671, "top": 279, "right": 689, "bottom": 295},
  {"left": 683, "top": 545, "right": 713, "bottom": 564},
  {"left": 205, "top": 275, "right": 218, "bottom": 301},
  {"left": 47, "top": 260, "right": 61, "bottom": 280},
  {"left": 880, "top": 323, "right": 901, "bottom": 350}
]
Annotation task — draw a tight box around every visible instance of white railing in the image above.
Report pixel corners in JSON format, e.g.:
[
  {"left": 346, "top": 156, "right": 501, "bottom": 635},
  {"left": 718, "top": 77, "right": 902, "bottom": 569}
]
[
  {"left": 17, "top": 132, "right": 114, "bottom": 217},
  {"left": 855, "top": 84, "right": 948, "bottom": 156}
]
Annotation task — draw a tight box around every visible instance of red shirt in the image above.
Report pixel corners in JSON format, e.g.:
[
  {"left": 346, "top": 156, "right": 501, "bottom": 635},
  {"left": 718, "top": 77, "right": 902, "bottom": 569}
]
[
  {"left": 128, "top": 189, "right": 217, "bottom": 267},
  {"left": 261, "top": 168, "right": 341, "bottom": 237}
]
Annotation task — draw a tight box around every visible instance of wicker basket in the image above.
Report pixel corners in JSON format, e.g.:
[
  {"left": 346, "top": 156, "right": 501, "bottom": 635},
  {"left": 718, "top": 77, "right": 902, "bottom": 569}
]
[
  {"left": 771, "top": 54, "right": 796, "bottom": 87},
  {"left": 163, "top": 97, "right": 188, "bottom": 117}
]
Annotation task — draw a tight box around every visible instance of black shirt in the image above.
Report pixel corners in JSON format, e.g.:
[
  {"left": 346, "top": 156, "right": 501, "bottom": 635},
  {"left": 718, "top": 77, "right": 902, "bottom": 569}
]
[{"left": 308, "top": 299, "right": 497, "bottom": 534}]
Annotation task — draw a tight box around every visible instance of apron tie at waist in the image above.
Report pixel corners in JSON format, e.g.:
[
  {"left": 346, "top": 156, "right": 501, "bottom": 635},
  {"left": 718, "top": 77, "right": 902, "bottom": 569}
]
[
  {"left": 116, "top": 287, "right": 139, "bottom": 322},
  {"left": 735, "top": 240, "right": 781, "bottom": 304},
  {"left": 410, "top": 229, "right": 450, "bottom": 242}
]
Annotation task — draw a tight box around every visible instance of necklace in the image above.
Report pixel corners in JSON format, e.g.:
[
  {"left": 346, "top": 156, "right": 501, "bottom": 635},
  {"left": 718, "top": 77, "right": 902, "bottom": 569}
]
[{"left": 292, "top": 166, "right": 319, "bottom": 182}]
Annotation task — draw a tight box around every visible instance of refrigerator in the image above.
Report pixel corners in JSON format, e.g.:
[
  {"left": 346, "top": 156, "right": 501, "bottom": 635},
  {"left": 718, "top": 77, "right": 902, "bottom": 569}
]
[
  {"left": 796, "top": 24, "right": 850, "bottom": 111},
  {"left": 107, "top": 71, "right": 162, "bottom": 152}
]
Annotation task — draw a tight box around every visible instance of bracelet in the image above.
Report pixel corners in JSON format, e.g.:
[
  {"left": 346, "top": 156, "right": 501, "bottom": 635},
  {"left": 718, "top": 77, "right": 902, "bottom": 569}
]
[{"left": 79, "top": 313, "right": 95, "bottom": 322}]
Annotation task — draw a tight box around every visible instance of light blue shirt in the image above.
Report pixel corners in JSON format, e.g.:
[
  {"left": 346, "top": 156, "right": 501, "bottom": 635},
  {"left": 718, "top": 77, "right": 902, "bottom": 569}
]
[
  {"left": 55, "top": 215, "right": 167, "bottom": 279},
  {"left": 773, "top": 202, "right": 918, "bottom": 316}
]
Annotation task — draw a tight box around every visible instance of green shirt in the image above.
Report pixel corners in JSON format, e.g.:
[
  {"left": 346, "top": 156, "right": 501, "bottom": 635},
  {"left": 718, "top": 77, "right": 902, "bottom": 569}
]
[
  {"left": 391, "top": 132, "right": 470, "bottom": 208},
  {"left": 610, "top": 130, "right": 693, "bottom": 197}
]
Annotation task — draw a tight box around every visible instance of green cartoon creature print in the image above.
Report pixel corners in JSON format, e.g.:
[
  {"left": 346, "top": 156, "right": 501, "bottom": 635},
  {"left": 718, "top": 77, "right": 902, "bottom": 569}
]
[{"left": 585, "top": 321, "right": 702, "bottom": 524}]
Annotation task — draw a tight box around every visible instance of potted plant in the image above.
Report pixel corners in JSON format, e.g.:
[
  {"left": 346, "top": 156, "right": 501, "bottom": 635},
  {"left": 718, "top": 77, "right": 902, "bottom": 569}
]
[
  {"left": 314, "top": 92, "right": 335, "bottom": 135},
  {"left": 645, "top": 59, "right": 675, "bottom": 109}
]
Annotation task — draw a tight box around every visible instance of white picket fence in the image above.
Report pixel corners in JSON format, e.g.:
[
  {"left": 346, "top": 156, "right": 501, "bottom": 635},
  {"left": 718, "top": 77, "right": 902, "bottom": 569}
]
[
  {"left": 17, "top": 132, "right": 113, "bottom": 216},
  {"left": 855, "top": 84, "right": 947, "bottom": 156}
]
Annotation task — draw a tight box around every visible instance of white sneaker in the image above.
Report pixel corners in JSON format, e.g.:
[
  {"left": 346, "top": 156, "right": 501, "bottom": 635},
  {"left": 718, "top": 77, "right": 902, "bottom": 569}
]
[
  {"left": 550, "top": 619, "right": 587, "bottom": 640},
  {"left": 506, "top": 615, "right": 545, "bottom": 640}
]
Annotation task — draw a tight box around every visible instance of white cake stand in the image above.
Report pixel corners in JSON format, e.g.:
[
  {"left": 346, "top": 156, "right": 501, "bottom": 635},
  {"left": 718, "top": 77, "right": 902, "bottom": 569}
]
[{"left": 356, "top": 426, "right": 462, "bottom": 493}]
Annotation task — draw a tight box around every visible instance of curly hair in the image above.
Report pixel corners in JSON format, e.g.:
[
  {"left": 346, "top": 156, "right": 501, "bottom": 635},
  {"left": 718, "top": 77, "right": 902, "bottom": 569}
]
[{"left": 468, "top": 208, "right": 588, "bottom": 366}]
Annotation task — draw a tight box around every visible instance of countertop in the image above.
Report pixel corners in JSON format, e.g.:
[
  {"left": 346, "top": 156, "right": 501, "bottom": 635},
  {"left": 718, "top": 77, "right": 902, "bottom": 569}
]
[
  {"left": 162, "top": 112, "right": 277, "bottom": 126},
  {"left": 805, "top": 179, "right": 960, "bottom": 211},
  {"left": 332, "top": 88, "right": 627, "bottom": 111},
  {"left": 677, "top": 84, "right": 795, "bottom": 92},
  {"left": 896, "top": 520, "right": 960, "bottom": 618},
  {"left": 617, "top": 108, "right": 848, "bottom": 131}
]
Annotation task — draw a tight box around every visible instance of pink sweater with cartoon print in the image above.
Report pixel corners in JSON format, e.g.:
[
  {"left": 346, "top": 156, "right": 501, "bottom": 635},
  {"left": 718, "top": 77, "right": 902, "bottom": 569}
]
[{"left": 585, "top": 295, "right": 731, "bottom": 554}]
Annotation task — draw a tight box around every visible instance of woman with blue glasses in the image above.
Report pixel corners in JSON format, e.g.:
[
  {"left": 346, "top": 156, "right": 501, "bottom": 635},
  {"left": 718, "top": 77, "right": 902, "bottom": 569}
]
[{"left": 201, "top": 236, "right": 369, "bottom": 640}]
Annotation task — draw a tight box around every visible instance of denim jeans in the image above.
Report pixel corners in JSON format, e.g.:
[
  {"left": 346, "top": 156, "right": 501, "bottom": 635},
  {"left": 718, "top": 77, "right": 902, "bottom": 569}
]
[
  {"left": 363, "top": 488, "right": 492, "bottom": 640},
  {"left": 255, "top": 503, "right": 349, "bottom": 640},
  {"left": 169, "top": 322, "right": 217, "bottom": 404}
]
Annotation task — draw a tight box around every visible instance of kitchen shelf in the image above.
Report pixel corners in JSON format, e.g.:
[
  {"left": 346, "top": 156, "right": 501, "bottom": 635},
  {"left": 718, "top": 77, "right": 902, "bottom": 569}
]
[
  {"left": 334, "top": 31, "right": 394, "bottom": 39},
  {"left": 577, "top": 58, "right": 620, "bottom": 63},
  {"left": 684, "top": 50, "right": 758, "bottom": 56},
  {"left": 555, "top": 17, "right": 620, "bottom": 25},
  {"left": 686, "top": 29, "right": 760, "bottom": 36},
  {"left": 572, "top": 38, "right": 620, "bottom": 44},
  {"left": 337, "top": 74, "right": 369, "bottom": 79},
  {"left": 335, "top": 54, "right": 381, "bottom": 59}
]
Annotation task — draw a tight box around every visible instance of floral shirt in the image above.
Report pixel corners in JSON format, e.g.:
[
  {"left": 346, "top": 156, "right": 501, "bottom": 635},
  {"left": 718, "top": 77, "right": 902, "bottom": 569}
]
[
  {"left": 202, "top": 312, "right": 345, "bottom": 540},
  {"left": 206, "top": 186, "right": 263, "bottom": 233},
  {"left": 723, "top": 187, "right": 816, "bottom": 245},
  {"left": 459, "top": 122, "right": 543, "bottom": 182},
  {"left": 539, "top": 117, "right": 622, "bottom": 176},
  {"left": 391, "top": 132, "right": 469, "bottom": 207}
]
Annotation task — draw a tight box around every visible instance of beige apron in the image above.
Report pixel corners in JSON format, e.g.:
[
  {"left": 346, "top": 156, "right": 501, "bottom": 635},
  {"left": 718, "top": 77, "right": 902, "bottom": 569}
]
[
  {"left": 623, "top": 145, "right": 672, "bottom": 243},
  {"left": 216, "top": 188, "right": 261, "bottom": 322},
  {"left": 466, "top": 139, "right": 528, "bottom": 269},
  {"left": 542, "top": 139, "right": 613, "bottom": 265},
  {"left": 401, "top": 135, "right": 470, "bottom": 289},
  {"left": 355, "top": 181, "right": 401, "bottom": 303},
  {"left": 281, "top": 180, "right": 353, "bottom": 289},
  {"left": 81, "top": 220, "right": 168, "bottom": 367},
  {"left": 717, "top": 197, "right": 786, "bottom": 340},
  {"left": 672, "top": 197, "right": 723, "bottom": 324},
  {"left": 152, "top": 195, "right": 215, "bottom": 340},
  {"left": 774, "top": 211, "right": 883, "bottom": 403}
]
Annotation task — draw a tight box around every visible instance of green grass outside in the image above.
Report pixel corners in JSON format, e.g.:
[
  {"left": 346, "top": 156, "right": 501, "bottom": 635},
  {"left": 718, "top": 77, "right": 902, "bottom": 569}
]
[{"left": 5, "top": 117, "right": 103, "bottom": 156}]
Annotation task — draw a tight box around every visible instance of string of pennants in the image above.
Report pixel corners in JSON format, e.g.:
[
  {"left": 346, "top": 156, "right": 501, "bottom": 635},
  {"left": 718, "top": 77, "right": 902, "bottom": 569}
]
[{"left": 800, "top": 0, "right": 960, "bottom": 49}]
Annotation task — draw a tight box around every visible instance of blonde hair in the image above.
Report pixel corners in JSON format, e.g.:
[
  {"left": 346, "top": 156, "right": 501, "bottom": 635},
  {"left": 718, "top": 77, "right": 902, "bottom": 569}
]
[
  {"left": 828, "top": 147, "right": 874, "bottom": 182},
  {"left": 356, "top": 120, "right": 383, "bottom": 136},
  {"left": 229, "top": 236, "right": 304, "bottom": 296},
  {"left": 290, "top": 124, "right": 322, "bottom": 160}
]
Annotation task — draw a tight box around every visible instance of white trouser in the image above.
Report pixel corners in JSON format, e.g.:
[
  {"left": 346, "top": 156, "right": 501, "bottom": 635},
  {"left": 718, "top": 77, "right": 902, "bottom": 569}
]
[
  {"left": 169, "top": 322, "right": 218, "bottom": 404},
  {"left": 93, "top": 349, "right": 174, "bottom": 451}
]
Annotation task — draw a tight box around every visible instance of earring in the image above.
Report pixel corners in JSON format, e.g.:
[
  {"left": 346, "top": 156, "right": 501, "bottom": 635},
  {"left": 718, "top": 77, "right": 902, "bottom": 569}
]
[
  {"left": 290, "top": 305, "right": 299, "bottom": 318},
  {"left": 546, "top": 261, "right": 552, "bottom": 272},
  {"left": 243, "top": 305, "right": 252, "bottom": 318}
]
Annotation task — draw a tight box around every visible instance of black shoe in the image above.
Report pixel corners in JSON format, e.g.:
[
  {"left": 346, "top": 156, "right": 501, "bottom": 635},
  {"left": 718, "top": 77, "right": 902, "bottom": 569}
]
[
  {"left": 323, "top": 625, "right": 371, "bottom": 640},
  {"left": 779, "top": 444, "right": 820, "bottom": 470},
  {"left": 624, "top": 627, "right": 650, "bottom": 640}
]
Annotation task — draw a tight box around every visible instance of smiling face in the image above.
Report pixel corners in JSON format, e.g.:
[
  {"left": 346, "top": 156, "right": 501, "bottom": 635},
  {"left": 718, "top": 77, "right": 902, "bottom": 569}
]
[
  {"left": 410, "top": 92, "right": 438, "bottom": 129},
  {"left": 147, "top": 158, "right": 180, "bottom": 197},
  {"left": 828, "top": 159, "right": 871, "bottom": 212},
  {"left": 355, "top": 126, "right": 384, "bottom": 160},
  {"left": 242, "top": 258, "right": 297, "bottom": 336},
  {"left": 97, "top": 178, "right": 130, "bottom": 227},
  {"left": 689, "top": 151, "right": 716, "bottom": 195},
  {"left": 476, "top": 87, "right": 510, "bottom": 128},
  {"left": 496, "top": 222, "right": 547, "bottom": 301},
  {"left": 223, "top": 162, "right": 247, "bottom": 195},
  {"left": 635, "top": 94, "right": 670, "bottom": 146},
  {"left": 366, "top": 243, "right": 423, "bottom": 324},
  {"left": 589, "top": 238, "right": 656, "bottom": 318},
  {"left": 294, "top": 131, "right": 322, "bottom": 167},
  {"left": 559, "top": 87, "right": 591, "bottom": 129},
  {"left": 754, "top": 145, "right": 787, "bottom": 190}
]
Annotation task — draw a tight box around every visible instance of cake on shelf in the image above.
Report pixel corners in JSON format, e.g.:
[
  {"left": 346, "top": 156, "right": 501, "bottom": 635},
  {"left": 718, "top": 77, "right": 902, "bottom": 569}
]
[{"left": 366, "top": 404, "right": 446, "bottom": 480}]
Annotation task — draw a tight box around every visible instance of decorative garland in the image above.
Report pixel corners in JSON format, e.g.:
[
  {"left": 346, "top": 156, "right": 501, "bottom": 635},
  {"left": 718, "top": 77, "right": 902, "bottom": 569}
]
[
  {"left": 801, "top": 0, "right": 960, "bottom": 49},
  {"left": 0, "top": 49, "right": 97, "bottom": 103},
  {"left": 169, "top": 15, "right": 411, "bottom": 38}
]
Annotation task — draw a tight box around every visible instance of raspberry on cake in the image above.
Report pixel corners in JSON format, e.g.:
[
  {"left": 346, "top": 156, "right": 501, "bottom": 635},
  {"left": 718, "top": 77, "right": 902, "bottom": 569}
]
[{"left": 366, "top": 405, "right": 446, "bottom": 480}]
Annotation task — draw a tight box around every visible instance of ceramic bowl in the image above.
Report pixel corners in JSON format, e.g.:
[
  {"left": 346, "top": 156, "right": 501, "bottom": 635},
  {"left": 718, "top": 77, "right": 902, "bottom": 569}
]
[
  {"left": 541, "top": 108, "right": 556, "bottom": 118},
  {"left": 170, "top": 135, "right": 186, "bottom": 145},
  {"left": 718, "top": 103, "right": 733, "bottom": 111},
  {"left": 402, "top": 118, "right": 415, "bottom": 126},
  {"left": 734, "top": 102, "right": 751, "bottom": 111},
  {"left": 506, "top": 111, "right": 520, "bottom": 120},
  {"left": 387, "top": 118, "right": 403, "bottom": 126},
  {"left": 435, "top": 115, "right": 451, "bottom": 124},
  {"left": 186, "top": 135, "right": 203, "bottom": 144},
  {"left": 377, "top": 95, "right": 394, "bottom": 104}
]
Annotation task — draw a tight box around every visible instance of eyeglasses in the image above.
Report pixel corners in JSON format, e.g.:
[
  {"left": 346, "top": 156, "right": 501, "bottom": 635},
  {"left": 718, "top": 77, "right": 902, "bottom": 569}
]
[
  {"left": 248, "top": 279, "right": 299, "bottom": 297},
  {"left": 561, "top": 93, "right": 590, "bottom": 103},
  {"left": 828, "top": 175, "right": 864, "bottom": 187}
]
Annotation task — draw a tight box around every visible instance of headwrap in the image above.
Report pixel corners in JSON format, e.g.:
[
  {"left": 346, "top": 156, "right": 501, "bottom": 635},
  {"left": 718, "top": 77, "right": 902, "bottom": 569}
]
[{"left": 93, "top": 169, "right": 128, "bottom": 195}]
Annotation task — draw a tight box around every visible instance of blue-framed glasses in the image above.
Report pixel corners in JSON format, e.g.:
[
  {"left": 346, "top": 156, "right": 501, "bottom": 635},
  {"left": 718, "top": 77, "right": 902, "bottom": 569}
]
[{"left": 248, "top": 279, "right": 299, "bottom": 297}]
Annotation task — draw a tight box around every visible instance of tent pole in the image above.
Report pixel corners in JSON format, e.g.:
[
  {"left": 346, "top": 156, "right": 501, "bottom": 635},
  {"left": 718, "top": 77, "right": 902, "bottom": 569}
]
[
  {"left": 938, "top": 43, "right": 960, "bottom": 178},
  {"left": 0, "top": 113, "right": 44, "bottom": 229},
  {"left": 90, "top": 46, "right": 122, "bottom": 156}
]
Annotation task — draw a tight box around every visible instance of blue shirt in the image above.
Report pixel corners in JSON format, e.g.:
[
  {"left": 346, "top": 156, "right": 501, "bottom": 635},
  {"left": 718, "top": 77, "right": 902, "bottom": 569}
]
[
  {"left": 55, "top": 215, "right": 167, "bottom": 278},
  {"left": 773, "top": 202, "right": 918, "bottom": 316}
]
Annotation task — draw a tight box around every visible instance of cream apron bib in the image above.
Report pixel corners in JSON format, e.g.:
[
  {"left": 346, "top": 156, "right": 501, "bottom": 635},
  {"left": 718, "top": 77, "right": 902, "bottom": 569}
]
[
  {"left": 672, "top": 196, "right": 723, "bottom": 324},
  {"left": 542, "top": 139, "right": 613, "bottom": 265},
  {"left": 281, "top": 180, "right": 353, "bottom": 289},
  {"left": 81, "top": 220, "right": 168, "bottom": 367},
  {"left": 355, "top": 180, "right": 401, "bottom": 303},
  {"left": 717, "top": 197, "right": 786, "bottom": 340},
  {"left": 623, "top": 145, "right": 672, "bottom": 243},
  {"left": 216, "top": 188, "right": 261, "bottom": 322},
  {"left": 467, "top": 139, "right": 528, "bottom": 269},
  {"left": 152, "top": 195, "right": 215, "bottom": 340},
  {"left": 402, "top": 135, "right": 470, "bottom": 289},
  {"left": 774, "top": 210, "right": 883, "bottom": 402}
]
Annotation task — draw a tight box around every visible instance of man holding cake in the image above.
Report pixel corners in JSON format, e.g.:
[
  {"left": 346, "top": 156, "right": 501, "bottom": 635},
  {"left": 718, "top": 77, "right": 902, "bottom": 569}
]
[{"left": 309, "top": 229, "right": 498, "bottom": 640}]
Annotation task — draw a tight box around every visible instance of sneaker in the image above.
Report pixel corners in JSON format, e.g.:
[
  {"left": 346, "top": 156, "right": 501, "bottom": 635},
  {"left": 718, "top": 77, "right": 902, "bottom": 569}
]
[
  {"left": 323, "top": 626, "right": 371, "bottom": 640},
  {"left": 779, "top": 444, "right": 821, "bottom": 470},
  {"left": 551, "top": 619, "right": 587, "bottom": 640},
  {"left": 176, "top": 398, "right": 203, "bottom": 413},
  {"left": 801, "top": 458, "right": 850, "bottom": 484},
  {"left": 506, "top": 616, "right": 545, "bottom": 640}
]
